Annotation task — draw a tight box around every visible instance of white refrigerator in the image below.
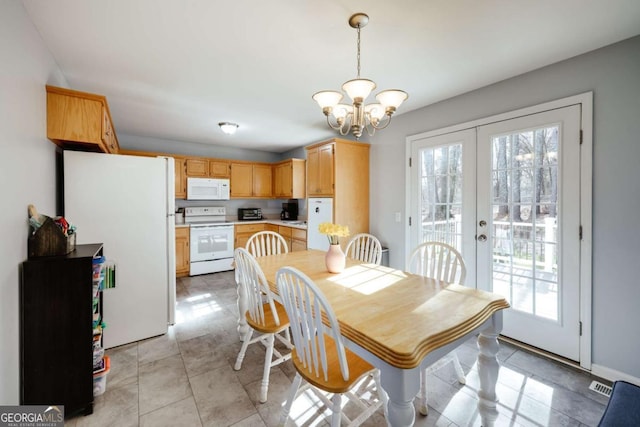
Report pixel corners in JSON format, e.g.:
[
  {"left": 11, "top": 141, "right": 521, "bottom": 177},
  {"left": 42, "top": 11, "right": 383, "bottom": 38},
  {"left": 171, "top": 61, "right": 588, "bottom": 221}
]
[
  {"left": 307, "top": 198, "right": 333, "bottom": 251},
  {"left": 64, "top": 151, "right": 176, "bottom": 349}
]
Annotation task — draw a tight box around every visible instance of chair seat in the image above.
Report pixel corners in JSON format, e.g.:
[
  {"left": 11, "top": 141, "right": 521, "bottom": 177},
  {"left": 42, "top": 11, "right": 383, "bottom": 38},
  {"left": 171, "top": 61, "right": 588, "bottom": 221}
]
[
  {"left": 598, "top": 380, "right": 640, "bottom": 426},
  {"left": 245, "top": 302, "right": 290, "bottom": 334},
  {"left": 292, "top": 335, "right": 375, "bottom": 394}
]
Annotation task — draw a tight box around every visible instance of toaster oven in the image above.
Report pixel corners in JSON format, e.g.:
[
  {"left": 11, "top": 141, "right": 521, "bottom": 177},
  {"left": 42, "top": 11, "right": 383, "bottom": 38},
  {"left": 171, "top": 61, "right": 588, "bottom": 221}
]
[{"left": 238, "top": 208, "right": 263, "bottom": 221}]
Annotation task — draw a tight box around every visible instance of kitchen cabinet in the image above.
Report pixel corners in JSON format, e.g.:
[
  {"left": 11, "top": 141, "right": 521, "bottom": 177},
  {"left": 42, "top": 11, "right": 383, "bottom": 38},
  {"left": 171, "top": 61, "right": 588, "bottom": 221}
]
[
  {"left": 305, "top": 138, "right": 370, "bottom": 237},
  {"left": 291, "top": 228, "right": 307, "bottom": 251},
  {"left": 265, "top": 224, "right": 279, "bottom": 232},
  {"left": 278, "top": 225, "right": 307, "bottom": 252},
  {"left": 306, "top": 143, "right": 334, "bottom": 196},
  {"left": 46, "top": 85, "right": 120, "bottom": 154},
  {"left": 186, "top": 158, "right": 208, "bottom": 177},
  {"left": 20, "top": 244, "right": 104, "bottom": 417},
  {"left": 234, "top": 223, "right": 266, "bottom": 248},
  {"left": 209, "top": 160, "right": 230, "bottom": 177},
  {"left": 175, "top": 157, "right": 187, "bottom": 199},
  {"left": 185, "top": 158, "right": 230, "bottom": 178},
  {"left": 175, "top": 227, "right": 190, "bottom": 277},
  {"left": 230, "top": 162, "right": 272, "bottom": 198},
  {"left": 273, "top": 159, "right": 306, "bottom": 199}
]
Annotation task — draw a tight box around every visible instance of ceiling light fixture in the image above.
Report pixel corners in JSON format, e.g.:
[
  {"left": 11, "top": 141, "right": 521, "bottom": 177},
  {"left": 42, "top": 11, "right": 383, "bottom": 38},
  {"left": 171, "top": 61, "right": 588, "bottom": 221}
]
[
  {"left": 312, "top": 13, "right": 408, "bottom": 139},
  {"left": 218, "top": 122, "right": 239, "bottom": 135}
]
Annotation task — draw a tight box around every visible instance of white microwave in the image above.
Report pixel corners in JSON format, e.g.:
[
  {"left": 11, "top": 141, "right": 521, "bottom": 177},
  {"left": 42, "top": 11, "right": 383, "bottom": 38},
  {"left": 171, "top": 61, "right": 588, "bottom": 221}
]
[{"left": 187, "top": 177, "right": 230, "bottom": 200}]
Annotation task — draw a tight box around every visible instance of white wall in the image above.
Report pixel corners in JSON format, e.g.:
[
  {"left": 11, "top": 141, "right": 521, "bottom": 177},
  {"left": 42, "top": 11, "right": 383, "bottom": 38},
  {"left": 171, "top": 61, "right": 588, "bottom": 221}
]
[
  {"left": 369, "top": 35, "right": 640, "bottom": 379},
  {"left": 0, "top": 1, "right": 67, "bottom": 404}
]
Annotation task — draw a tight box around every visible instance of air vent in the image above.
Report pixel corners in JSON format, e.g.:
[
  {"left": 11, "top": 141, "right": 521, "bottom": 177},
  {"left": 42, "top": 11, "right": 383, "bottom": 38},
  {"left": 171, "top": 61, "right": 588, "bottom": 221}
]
[{"left": 589, "top": 380, "right": 612, "bottom": 397}]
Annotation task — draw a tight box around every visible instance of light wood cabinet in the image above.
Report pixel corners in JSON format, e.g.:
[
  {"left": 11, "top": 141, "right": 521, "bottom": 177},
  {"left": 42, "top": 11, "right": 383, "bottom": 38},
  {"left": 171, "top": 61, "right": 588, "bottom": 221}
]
[
  {"left": 175, "top": 157, "right": 187, "bottom": 199},
  {"left": 209, "top": 160, "right": 230, "bottom": 177},
  {"left": 175, "top": 227, "right": 190, "bottom": 277},
  {"left": 253, "top": 164, "right": 273, "bottom": 197},
  {"left": 234, "top": 223, "right": 267, "bottom": 249},
  {"left": 46, "top": 85, "right": 119, "bottom": 154},
  {"left": 306, "top": 143, "right": 334, "bottom": 196},
  {"left": 265, "top": 224, "right": 279, "bottom": 232},
  {"left": 230, "top": 162, "right": 272, "bottom": 198},
  {"left": 291, "top": 228, "right": 307, "bottom": 251},
  {"left": 273, "top": 159, "right": 306, "bottom": 199},
  {"left": 186, "top": 158, "right": 230, "bottom": 178},
  {"left": 186, "top": 158, "right": 208, "bottom": 177},
  {"left": 306, "top": 138, "right": 370, "bottom": 237},
  {"left": 277, "top": 226, "right": 307, "bottom": 252}
]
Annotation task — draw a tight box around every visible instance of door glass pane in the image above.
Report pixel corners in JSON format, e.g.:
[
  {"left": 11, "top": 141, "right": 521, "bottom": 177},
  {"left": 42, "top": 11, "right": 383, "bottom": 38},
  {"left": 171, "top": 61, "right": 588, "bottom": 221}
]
[
  {"left": 490, "top": 125, "right": 560, "bottom": 321},
  {"left": 418, "top": 143, "right": 463, "bottom": 251}
]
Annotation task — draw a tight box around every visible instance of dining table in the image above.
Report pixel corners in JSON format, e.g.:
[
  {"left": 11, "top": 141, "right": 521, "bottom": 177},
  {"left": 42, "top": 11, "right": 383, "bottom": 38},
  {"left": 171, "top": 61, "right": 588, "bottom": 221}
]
[{"left": 238, "top": 249, "right": 510, "bottom": 427}]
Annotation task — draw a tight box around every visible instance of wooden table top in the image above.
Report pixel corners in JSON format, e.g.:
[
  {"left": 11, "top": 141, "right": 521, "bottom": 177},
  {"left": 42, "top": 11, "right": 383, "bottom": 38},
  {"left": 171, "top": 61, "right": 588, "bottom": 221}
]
[{"left": 256, "top": 250, "right": 510, "bottom": 369}]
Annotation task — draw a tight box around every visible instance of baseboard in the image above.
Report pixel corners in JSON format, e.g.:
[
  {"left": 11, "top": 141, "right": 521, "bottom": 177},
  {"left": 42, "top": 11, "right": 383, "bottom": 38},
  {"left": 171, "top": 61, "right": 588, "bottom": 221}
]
[{"left": 592, "top": 364, "right": 640, "bottom": 386}]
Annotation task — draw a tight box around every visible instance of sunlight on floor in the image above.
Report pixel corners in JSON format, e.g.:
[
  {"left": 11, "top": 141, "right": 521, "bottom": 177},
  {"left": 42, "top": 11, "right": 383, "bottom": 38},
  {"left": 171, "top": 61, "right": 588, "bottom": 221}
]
[
  {"left": 175, "top": 292, "right": 223, "bottom": 323},
  {"left": 448, "top": 361, "right": 556, "bottom": 426}
]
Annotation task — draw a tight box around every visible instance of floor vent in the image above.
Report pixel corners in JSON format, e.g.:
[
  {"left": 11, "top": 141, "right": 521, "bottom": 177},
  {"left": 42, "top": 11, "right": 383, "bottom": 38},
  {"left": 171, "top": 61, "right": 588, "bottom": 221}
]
[{"left": 589, "top": 380, "right": 613, "bottom": 397}]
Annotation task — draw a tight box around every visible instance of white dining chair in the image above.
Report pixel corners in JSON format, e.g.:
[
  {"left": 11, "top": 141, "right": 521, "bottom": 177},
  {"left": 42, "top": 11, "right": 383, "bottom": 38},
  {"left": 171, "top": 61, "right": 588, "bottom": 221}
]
[
  {"left": 345, "top": 233, "right": 383, "bottom": 265},
  {"left": 233, "top": 248, "right": 292, "bottom": 403},
  {"left": 407, "top": 241, "right": 467, "bottom": 416},
  {"left": 246, "top": 231, "right": 289, "bottom": 257},
  {"left": 276, "top": 266, "right": 387, "bottom": 427}
]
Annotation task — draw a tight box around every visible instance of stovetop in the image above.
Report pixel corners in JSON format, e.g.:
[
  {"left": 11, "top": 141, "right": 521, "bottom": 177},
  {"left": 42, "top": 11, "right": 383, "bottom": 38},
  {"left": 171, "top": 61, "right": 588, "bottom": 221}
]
[
  {"left": 183, "top": 206, "right": 230, "bottom": 225},
  {"left": 186, "top": 219, "right": 233, "bottom": 225}
]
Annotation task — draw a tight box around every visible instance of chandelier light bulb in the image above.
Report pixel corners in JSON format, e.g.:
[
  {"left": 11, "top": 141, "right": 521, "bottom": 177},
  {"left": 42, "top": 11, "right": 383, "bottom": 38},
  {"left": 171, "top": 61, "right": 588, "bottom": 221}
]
[
  {"left": 342, "top": 79, "right": 376, "bottom": 103},
  {"left": 376, "top": 90, "right": 409, "bottom": 110}
]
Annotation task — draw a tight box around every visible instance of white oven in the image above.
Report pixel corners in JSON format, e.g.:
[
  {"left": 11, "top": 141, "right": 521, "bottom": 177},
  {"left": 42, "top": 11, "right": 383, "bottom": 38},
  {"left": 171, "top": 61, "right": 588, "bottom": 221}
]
[{"left": 185, "top": 206, "right": 235, "bottom": 275}]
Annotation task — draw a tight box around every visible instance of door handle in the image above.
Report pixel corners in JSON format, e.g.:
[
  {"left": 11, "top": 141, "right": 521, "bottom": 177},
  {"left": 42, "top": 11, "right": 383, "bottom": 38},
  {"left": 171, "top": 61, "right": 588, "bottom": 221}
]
[
  {"left": 479, "top": 220, "right": 487, "bottom": 227},
  {"left": 477, "top": 234, "right": 487, "bottom": 242}
]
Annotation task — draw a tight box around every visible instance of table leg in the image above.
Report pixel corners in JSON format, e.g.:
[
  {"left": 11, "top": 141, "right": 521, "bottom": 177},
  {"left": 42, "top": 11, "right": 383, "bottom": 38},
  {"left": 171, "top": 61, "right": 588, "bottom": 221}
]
[
  {"left": 477, "top": 312, "right": 502, "bottom": 427},
  {"left": 379, "top": 366, "right": 419, "bottom": 427},
  {"left": 235, "top": 273, "right": 249, "bottom": 341}
]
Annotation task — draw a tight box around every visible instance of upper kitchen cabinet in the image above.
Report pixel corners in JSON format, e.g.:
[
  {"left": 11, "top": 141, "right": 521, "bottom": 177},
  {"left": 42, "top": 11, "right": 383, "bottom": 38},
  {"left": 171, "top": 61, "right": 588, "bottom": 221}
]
[
  {"left": 185, "top": 158, "right": 230, "bottom": 178},
  {"left": 209, "top": 160, "right": 230, "bottom": 178},
  {"left": 46, "top": 85, "right": 120, "bottom": 154},
  {"left": 273, "top": 159, "right": 306, "bottom": 199},
  {"left": 306, "top": 138, "right": 370, "bottom": 236},
  {"left": 230, "top": 162, "right": 272, "bottom": 198},
  {"left": 306, "top": 143, "right": 334, "bottom": 196},
  {"left": 175, "top": 157, "right": 187, "bottom": 199}
]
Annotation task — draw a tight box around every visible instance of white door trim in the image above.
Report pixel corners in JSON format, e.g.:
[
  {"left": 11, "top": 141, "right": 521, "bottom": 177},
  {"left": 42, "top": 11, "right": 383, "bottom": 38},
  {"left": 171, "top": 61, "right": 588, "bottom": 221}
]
[{"left": 405, "top": 92, "right": 593, "bottom": 370}]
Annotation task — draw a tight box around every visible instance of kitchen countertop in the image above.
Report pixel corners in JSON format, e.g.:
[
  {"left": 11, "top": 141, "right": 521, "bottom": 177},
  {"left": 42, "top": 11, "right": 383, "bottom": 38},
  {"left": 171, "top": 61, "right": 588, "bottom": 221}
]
[
  {"left": 234, "top": 219, "right": 308, "bottom": 230},
  {"left": 175, "top": 220, "right": 307, "bottom": 230}
]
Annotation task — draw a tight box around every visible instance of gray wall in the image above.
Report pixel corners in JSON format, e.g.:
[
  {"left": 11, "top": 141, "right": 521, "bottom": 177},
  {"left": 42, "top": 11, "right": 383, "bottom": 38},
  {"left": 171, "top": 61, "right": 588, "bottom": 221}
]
[
  {"left": 0, "top": 1, "right": 68, "bottom": 403},
  {"left": 119, "top": 133, "right": 281, "bottom": 163},
  {"left": 369, "top": 35, "right": 640, "bottom": 379}
]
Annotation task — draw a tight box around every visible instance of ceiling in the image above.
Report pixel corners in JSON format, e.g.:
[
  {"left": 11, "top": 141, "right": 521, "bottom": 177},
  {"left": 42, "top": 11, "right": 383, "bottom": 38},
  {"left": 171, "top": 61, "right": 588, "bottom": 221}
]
[{"left": 23, "top": 0, "right": 640, "bottom": 153}]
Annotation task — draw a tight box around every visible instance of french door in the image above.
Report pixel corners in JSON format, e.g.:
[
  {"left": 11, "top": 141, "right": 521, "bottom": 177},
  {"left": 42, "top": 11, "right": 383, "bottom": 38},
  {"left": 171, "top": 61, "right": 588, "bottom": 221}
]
[{"left": 409, "top": 104, "right": 584, "bottom": 361}]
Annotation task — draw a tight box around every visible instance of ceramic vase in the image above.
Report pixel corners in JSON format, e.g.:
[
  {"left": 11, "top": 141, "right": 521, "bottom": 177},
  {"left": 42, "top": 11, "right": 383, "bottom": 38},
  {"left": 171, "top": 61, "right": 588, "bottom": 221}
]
[{"left": 325, "top": 244, "right": 346, "bottom": 273}]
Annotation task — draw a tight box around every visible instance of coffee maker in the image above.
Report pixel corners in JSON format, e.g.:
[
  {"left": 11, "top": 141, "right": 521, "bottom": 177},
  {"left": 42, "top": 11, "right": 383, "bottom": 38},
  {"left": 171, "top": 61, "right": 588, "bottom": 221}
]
[{"left": 280, "top": 199, "right": 299, "bottom": 220}]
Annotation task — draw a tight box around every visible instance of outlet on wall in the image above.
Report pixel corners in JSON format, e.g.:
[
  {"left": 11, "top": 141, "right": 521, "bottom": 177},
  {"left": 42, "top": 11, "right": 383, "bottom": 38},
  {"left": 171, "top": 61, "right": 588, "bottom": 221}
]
[{"left": 395, "top": 212, "right": 401, "bottom": 223}]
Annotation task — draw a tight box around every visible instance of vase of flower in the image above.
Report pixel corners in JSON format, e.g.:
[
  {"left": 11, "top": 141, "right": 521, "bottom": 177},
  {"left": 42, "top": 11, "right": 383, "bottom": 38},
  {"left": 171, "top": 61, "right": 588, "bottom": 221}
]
[
  {"left": 318, "top": 222, "right": 350, "bottom": 273},
  {"left": 325, "top": 244, "right": 346, "bottom": 273}
]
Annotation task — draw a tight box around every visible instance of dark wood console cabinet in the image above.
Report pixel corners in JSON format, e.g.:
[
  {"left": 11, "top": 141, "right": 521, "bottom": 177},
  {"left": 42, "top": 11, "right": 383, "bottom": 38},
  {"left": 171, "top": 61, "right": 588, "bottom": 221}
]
[{"left": 20, "top": 243, "right": 103, "bottom": 417}]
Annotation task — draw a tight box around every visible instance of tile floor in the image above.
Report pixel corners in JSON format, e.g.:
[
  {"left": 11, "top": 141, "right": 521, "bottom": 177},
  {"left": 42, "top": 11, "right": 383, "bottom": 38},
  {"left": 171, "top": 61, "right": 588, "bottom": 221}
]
[{"left": 66, "top": 271, "right": 610, "bottom": 427}]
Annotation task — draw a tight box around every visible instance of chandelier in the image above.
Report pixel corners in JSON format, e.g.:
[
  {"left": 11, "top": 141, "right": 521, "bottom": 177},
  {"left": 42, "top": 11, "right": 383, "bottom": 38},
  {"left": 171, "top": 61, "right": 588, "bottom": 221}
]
[{"left": 312, "top": 13, "right": 408, "bottom": 139}]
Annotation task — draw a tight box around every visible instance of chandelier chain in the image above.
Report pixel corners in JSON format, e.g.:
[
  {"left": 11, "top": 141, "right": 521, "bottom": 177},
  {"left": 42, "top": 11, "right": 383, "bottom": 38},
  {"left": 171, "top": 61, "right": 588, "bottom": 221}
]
[{"left": 356, "top": 26, "right": 361, "bottom": 78}]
